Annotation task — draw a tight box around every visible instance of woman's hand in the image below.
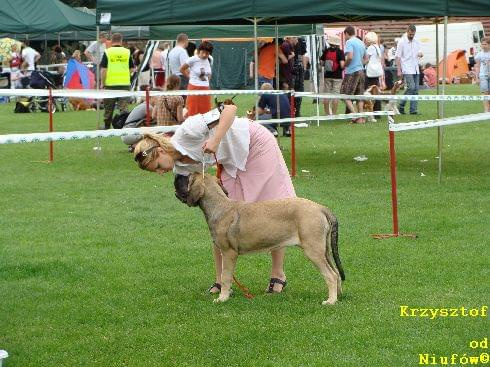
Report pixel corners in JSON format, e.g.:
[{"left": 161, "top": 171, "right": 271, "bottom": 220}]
[{"left": 203, "top": 138, "right": 219, "bottom": 154}]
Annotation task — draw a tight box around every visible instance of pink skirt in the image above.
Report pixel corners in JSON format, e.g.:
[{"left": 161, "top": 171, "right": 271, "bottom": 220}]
[{"left": 221, "top": 122, "right": 296, "bottom": 203}]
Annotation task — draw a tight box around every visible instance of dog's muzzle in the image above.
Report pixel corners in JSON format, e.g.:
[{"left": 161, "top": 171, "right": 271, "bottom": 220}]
[{"left": 174, "top": 174, "right": 189, "bottom": 203}]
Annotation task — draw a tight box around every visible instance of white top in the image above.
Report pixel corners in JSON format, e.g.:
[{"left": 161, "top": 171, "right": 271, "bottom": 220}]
[
  {"left": 186, "top": 55, "right": 212, "bottom": 87},
  {"left": 366, "top": 44, "right": 383, "bottom": 77},
  {"left": 395, "top": 37, "right": 421, "bottom": 74},
  {"left": 21, "top": 47, "right": 39, "bottom": 71},
  {"left": 475, "top": 51, "right": 490, "bottom": 78},
  {"left": 171, "top": 115, "right": 250, "bottom": 178},
  {"left": 167, "top": 45, "right": 188, "bottom": 76},
  {"left": 366, "top": 44, "right": 382, "bottom": 62},
  {"left": 86, "top": 41, "right": 106, "bottom": 64}
]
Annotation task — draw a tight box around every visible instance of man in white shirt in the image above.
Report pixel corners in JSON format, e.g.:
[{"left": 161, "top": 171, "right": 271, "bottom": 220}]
[
  {"left": 396, "top": 25, "right": 423, "bottom": 114},
  {"left": 84, "top": 32, "right": 109, "bottom": 65},
  {"left": 21, "top": 41, "right": 40, "bottom": 73},
  {"left": 167, "top": 33, "right": 190, "bottom": 90}
]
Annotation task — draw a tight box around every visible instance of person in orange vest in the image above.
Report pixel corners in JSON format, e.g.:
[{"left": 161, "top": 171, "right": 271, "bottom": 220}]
[{"left": 100, "top": 33, "right": 135, "bottom": 129}]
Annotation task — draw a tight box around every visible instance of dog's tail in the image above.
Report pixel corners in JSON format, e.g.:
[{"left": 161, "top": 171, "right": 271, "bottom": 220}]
[{"left": 322, "top": 207, "right": 345, "bottom": 280}]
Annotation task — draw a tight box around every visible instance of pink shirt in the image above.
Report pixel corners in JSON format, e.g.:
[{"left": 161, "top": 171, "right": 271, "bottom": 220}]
[{"left": 150, "top": 49, "right": 163, "bottom": 69}]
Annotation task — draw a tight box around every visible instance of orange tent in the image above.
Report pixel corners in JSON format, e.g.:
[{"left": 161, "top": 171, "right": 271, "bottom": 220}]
[{"left": 438, "top": 50, "right": 469, "bottom": 82}]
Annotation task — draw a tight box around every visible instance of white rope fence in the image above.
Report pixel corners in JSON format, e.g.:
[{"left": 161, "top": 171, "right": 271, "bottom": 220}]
[
  {"left": 295, "top": 92, "right": 490, "bottom": 102},
  {"left": 389, "top": 112, "right": 490, "bottom": 132},
  {"left": 1, "top": 88, "right": 490, "bottom": 101},
  {"left": 0, "top": 126, "right": 177, "bottom": 145},
  {"left": 0, "top": 111, "right": 395, "bottom": 145}
]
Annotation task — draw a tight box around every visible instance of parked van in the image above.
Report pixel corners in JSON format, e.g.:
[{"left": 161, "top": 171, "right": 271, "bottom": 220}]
[{"left": 415, "top": 22, "right": 485, "bottom": 67}]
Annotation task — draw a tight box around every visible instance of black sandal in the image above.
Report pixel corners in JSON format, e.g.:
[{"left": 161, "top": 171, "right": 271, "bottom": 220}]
[
  {"left": 207, "top": 282, "right": 221, "bottom": 294},
  {"left": 266, "top": 278, "right": 287, "bottom": 293}
]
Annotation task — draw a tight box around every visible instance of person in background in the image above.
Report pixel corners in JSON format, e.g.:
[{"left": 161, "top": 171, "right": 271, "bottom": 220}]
[
  {"left": 180, "top": 41, "right": 213, "bottom": 116},
  {"left": 100, "top": 33, "right": 135, "bottom": 129},
  {"left": 84, "top": 31, "right": 109, "bottom": 66},
  {"left": 9, "top": 44, "right": 22, "bottom": 71},
  {"left": 51, "top": 45, "right": 66, "bottom": 65},
  {"left": 152, "top": 74, "right": 185, "bottom": 125},
  {"left": 364, "top": 31, "right": 384, "bottom": 113},
  {"left": 474, "top": 37, "right": 490, "bottom": 112},
  {"left": 279, "top": 37, "right": 297, "bottom": 90},
  {"left": 168, "top": 33, "right": 190, "bottom": 90},
  {"left": 159, "top": 42, "right": 170, "bottom": 77},
  {"left": 396, "top": 25, "right": 423, "bottom": 115},
  {"left": 320, "top": 34, "right": 345, "bottom": 115},
  {"left": 292, "top": 37, "right": 307, "bottom": 117},
  {"left": 249, "top": 40, "right": 288, "bottom": 87},
  {"left": 21, "top": 41, "right": 40, "bottom": 74},
  {"left": 186, "top": 42, "right": 197, "bottom": 58},
  {"left": 340, "top": 26, "right": 368, "bottom": 123},
  {"left": 151, "top": 42, "right": 166, "bottom": 87},
  {"left": 422, "top": 63, "right": 437, "bottom": 88},
  {"left": 71, "top": 50, "right": 82, "bottom": 63},
  {"left": 256, "top": 82, "right": 291, "bottom": 137}
]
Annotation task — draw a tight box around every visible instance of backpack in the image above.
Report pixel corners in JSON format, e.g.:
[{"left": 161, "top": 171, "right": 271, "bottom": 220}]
[
  {"left": 323, "top": 48, "right": 339, "bottom": 73},
  {"left": 14, "top": 101, "right": 31, "bottom": 113},
  {"left": 112, "top": 112, "right": 130, "bottom": 129}
]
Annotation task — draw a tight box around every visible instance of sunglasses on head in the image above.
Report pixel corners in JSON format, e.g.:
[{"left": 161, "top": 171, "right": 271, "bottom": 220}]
[{"left": 134, "top": 145, "right": 158, "bottom": 163}]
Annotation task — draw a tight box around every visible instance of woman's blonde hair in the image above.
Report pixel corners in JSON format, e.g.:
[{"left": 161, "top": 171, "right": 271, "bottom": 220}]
[
  {"left": 364, "top": 32, "right": 378, "bottom": 45},
  {"left": 133, "top": 133, "right": 177, "bottom": 170}
]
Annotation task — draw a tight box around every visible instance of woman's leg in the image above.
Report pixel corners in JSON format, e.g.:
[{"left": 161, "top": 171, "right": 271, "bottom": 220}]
[{"left": 269, "top": 247, "right": 287, "bottom": 292}]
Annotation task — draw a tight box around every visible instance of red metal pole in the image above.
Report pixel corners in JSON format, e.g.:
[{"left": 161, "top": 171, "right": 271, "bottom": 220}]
[
  {"left": 48, "top": 88, "right": 54, "bottom": 162},
  {"left": 145, "top": 87, "right": 151, "bottom": 126},
  {"left": 290, "top": 93, "right": 296, "bottom": 177},
  {"left": 388, "top": 130, "right": 399, "bottom": 236}
]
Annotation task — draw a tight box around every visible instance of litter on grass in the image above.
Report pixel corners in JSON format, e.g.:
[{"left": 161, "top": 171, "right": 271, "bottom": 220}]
[{"left": 353, "top": 155, "right": 368, "bottom": 162}]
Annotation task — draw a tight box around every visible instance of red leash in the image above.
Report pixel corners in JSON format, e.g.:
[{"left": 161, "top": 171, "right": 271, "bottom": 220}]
[{"left": 212, "top": 153, "right": 254, "bottom": 299}]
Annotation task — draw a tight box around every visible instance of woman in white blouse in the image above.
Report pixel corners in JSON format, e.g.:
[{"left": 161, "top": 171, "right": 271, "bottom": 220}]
[{"left": 134, "top": 104, "right": 296, "bottom": 294}]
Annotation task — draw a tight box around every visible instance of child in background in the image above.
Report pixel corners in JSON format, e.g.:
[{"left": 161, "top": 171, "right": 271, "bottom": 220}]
[{"left": 474, "top": 37, "right": 490, "bottom": 112}]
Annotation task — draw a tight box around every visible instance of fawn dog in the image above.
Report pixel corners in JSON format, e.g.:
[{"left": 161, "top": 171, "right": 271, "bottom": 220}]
[{"left": 174, "top": 173, "right": 345, "bottom": 305}]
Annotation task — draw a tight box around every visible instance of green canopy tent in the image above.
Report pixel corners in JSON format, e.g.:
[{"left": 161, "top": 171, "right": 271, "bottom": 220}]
[
  {"left": 149, "top": 24, "right": 323, "bottom": 40},
  {"left": 0, "top": 27, "right": 149, "bottom": 42},
  {"left": 96, "top": 0, "right": 490, "bottom": 26},
  {"left": 0, "top": 0, "right": 96, "bottom": 34}
]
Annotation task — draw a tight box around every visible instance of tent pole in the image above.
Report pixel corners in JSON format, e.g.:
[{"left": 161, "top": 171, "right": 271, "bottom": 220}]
[
  {"left": 96, "top": 26, "right": 101, "bottom": 153},
  {"left": 438, "top": 16, "right": 448, "bottom": 184},
  {"left": 275, "top": 21, "right": 280, "bottom": 121},
  {"left": 254, "top": 17, "right": 259, "bottom": 120},
  {"left": 312, "top": 34, "right": 320, "bottom": 126}
]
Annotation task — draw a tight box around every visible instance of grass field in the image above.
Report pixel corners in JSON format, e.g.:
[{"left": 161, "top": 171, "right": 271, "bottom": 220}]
[{"left": 0, "top": 85, "right": 488, "bottom": 366}]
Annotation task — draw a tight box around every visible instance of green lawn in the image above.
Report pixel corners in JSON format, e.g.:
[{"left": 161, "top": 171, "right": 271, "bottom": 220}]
[{"left": 0, "top": 85, "right": 488, "bottom": 366}]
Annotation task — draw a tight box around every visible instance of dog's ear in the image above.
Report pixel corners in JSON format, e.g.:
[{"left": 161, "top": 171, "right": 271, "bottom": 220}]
[
  {"left": 186, "top": 173, "right": 205, "bottom": 207},
  {"left": 174, "top": 174, "right": 189, "bottom": 204}
]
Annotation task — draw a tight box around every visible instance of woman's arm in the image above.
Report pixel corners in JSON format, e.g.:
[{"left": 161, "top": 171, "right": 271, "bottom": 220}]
[
  {"left": 202, "top": 104, "right": 238, "bottom": 154},
  {"left": 180, "top": 63, "right": 190, "bottom": 79}
]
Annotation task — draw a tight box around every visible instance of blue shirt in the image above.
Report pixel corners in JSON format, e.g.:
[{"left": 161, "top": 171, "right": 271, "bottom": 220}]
[
  {"left": 344, "top": 37, "right": 366, "bottom": 74},
  {"left": 258, "top": 94, "right": 291, "bottom": 118}
]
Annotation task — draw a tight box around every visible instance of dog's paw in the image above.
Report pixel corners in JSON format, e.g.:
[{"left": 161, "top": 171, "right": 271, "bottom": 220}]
[
  {"left": 213, "top": 295, "right": 229, "bottom": 304},
  {"left": 322, "top": 298, "right": 337, "bottom": 306}
]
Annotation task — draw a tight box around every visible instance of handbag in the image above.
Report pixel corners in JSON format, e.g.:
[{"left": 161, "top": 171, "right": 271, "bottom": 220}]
[{"left": 366, "top": 45, "right": 384, "bottom": 78}]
